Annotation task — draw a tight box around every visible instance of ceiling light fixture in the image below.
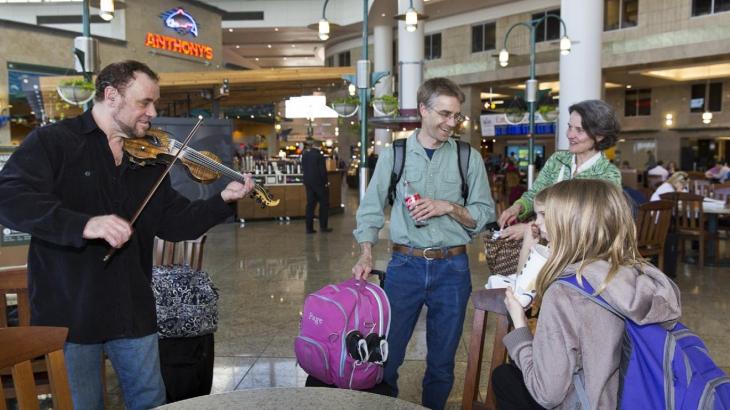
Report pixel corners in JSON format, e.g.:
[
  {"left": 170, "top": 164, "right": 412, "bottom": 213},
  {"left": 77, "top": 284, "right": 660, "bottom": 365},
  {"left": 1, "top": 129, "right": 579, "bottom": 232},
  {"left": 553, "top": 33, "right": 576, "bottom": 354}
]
[
  {"left": 395, "top": 0, "right": 427, "bottom": 32},
  {"left": 99, "top": 0, "right": 114, "bottom": 21},
  {"left": 318, "top": 0, "right": 331, "bottom": 41}
]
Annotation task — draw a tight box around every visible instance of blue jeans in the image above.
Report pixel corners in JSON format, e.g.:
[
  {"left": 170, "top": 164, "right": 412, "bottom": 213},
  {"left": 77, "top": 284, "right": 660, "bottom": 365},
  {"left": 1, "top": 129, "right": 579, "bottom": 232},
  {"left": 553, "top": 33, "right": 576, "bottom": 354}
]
[
  {"left": 383, "top": 251, "right": 472, "bottom": 410},
  {"left": 64, "top": 333, "right": 166, "bottom": 410}
]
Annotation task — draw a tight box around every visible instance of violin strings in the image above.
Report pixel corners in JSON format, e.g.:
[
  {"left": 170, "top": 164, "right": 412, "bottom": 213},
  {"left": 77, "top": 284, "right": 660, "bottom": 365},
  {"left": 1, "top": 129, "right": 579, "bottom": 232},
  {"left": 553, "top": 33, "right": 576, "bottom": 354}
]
[{"left": 169, "top": 140, "right": 272, "bottom": 199}]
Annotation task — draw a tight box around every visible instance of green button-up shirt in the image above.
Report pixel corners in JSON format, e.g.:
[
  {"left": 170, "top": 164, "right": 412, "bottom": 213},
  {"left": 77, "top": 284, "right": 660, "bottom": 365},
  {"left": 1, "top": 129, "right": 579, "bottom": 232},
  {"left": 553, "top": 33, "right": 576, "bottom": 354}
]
[{"left": 353, "top": 131, "right": 495, "bottom": 248}]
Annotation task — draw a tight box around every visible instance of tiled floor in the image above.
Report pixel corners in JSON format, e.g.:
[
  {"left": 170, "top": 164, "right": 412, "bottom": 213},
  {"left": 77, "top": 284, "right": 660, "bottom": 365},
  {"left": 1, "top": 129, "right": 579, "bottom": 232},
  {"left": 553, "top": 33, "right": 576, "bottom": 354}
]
[{"left": 106, "top": 188, "right": 730, "bottom": 409}]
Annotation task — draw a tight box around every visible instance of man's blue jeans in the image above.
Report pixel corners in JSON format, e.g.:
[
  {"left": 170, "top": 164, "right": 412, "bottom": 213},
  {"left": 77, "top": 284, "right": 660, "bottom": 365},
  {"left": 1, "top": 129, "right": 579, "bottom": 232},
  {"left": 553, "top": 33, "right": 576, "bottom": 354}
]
[
  {"left": 383, "top": 251, "right": 472, "bottom": 410},
  {"left": 64, "top": 333, "right": 166, "bottom": 410}
]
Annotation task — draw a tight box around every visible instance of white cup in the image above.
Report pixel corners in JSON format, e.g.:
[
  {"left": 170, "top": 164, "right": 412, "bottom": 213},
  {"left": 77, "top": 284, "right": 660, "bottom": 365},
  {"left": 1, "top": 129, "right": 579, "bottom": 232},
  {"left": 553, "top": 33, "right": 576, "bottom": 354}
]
[{"left": 515, "top": 244, "right": 550, "bottom": 298}]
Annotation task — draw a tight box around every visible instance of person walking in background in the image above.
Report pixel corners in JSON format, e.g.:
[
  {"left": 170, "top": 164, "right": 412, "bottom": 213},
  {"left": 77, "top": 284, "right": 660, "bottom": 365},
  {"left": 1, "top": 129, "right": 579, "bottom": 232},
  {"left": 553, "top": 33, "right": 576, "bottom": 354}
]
[
  {"left": 647, "top": 160, "right": 669, "bottom": 181},
  {"left": 302, "top": 140, "right": 332, "bottom": 234},
  {"left": 352, "top": 78, "right": 494, "bottom": 410},
  {"left": 498, "top": 99, "right": 622, "bottom": 240},
  {"left": 0, "top": 60, "right": 255, "bottom": 410}
]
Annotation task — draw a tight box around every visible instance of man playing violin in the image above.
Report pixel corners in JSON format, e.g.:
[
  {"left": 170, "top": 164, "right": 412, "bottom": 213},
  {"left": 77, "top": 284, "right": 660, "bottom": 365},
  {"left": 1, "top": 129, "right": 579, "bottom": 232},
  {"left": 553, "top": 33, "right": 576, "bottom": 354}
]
[{"left": 0, "top": 60, "right": 254, "bottom": 409}]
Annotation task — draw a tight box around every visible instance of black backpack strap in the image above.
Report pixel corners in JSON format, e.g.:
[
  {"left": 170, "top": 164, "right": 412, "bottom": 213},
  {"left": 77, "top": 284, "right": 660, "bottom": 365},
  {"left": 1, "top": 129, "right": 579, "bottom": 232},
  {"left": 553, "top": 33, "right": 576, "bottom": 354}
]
[
  {"left": 456, "top": 141, "right": 471, "bottom": 206},
  {"left": 388, "top": 139, "right": 407, "bottom": 206}
]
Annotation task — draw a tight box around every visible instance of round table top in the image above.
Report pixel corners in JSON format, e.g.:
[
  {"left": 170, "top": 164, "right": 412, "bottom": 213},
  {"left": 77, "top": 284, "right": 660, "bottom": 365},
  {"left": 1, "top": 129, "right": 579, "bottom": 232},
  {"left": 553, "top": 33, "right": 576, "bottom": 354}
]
[{"left": 156, "top": 387, "right": 427, "bottom": 409}]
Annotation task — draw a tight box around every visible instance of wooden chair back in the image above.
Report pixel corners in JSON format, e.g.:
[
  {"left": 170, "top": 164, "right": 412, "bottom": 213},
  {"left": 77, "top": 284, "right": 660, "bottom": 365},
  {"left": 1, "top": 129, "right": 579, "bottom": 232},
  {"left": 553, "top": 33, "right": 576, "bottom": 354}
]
[
  {"left": 690, "top": 178, "right": 712, "bottom": 196},
  {"left": 636, "top": 200, "right": 674, "bottom": 271},
  {"left": 462, "top": 288, "right": 510, "bottom": 410},
  {"left": 0, "top": 326, "right": 73, "bottom": 410},
  {"left": 153, "top": 235, "right": 207, "bottom": 270},
  {"left": 711, "top": 182, "right": 730, "bottom": 201},
  {"left": 0, "top": 267, "right": 29, "bottom": 327}
]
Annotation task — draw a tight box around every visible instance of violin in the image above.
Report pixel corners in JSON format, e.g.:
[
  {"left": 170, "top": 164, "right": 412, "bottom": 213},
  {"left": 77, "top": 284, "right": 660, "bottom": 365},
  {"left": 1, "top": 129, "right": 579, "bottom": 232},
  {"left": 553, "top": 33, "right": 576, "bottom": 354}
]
[{"left": 122, "top": 128, "right": 280, "bottom": 208}]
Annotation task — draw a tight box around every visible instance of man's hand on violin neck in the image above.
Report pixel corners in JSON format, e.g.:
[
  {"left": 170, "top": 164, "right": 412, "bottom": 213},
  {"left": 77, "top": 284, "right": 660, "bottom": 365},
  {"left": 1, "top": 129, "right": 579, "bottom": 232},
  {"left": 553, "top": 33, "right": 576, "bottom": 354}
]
[
  {"left": 220, "top": 174, "right": 255, "bottom": 203},
  {"left": 83, "top": 215, "right": 132, "bottom": 248}
]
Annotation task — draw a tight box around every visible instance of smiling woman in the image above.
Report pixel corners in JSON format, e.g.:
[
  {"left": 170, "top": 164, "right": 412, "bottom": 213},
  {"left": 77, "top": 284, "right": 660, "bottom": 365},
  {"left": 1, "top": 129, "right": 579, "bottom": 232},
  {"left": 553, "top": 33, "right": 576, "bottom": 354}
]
[{"left": 497, "top": 99, "right": 622, "bottom": 241}]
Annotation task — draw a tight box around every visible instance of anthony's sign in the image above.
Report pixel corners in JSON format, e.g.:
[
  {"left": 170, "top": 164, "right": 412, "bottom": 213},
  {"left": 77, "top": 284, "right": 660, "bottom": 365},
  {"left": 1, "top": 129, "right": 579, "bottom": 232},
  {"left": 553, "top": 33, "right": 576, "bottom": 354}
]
[
  {"left": 144, "top": 7, "right": 212, "bottom": 60},
  {"left": 144, "top": 32, "right": 213, "bottom": 60}
]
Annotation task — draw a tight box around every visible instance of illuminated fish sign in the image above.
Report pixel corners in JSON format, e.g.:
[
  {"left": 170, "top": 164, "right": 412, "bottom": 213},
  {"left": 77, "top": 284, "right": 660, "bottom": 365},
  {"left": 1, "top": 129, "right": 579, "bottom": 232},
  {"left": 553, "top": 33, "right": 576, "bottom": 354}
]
[{"left": 160, "top": 8, "right": 199, "bottom": 37}]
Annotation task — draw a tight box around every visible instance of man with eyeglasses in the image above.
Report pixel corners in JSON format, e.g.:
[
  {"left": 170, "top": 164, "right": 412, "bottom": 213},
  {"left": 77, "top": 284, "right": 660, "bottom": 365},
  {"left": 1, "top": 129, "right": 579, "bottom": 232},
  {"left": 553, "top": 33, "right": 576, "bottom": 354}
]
[{"left": 352, "top": 77, "right": 495, "bottom": 409}]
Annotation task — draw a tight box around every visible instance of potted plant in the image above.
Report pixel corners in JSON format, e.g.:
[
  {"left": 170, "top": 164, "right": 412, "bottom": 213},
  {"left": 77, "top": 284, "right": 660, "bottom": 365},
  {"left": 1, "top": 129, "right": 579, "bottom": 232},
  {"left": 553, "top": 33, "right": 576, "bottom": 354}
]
[
  {"left": 537, "top": 104, "right": 558, "bottom": 122},
  {"left": 57, "top": 79, "right": 95, "bottom": 106},
  {"left": 505, "top": 106, "right": 526, "bottom": 124},
  {"left": 372, "top": 94, "right": 399, "bottom": 116},
  {"left": 331, "top": 96, "right": 359, "bottom": 117}
]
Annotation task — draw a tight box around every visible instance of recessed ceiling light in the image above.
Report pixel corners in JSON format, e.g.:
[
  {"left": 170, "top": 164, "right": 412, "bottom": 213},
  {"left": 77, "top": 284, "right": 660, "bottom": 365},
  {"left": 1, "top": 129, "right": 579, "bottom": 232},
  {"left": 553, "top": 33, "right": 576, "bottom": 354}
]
[
  {"left": 283, "top": 57, "right": 288, "bottom": 60},
  {"left": 274, "top": 27, "right": 279, "bottom": 31},
  {"left": 236, "top": 45, "right": 240, "bottom": 49},
  {"left": 626, "top": 84, "right": 632, "bottom": 89},
  {"left": 228, "top": 28, "right": 233, "bottom": 32},
  {"left": 291, "top": 44, "right": 296, "bottom": 48},
  {"left": 381, "top": 13, "right": 386, "bottom": 17},
  {"left": 255, "top": 57, "right": 260, "bottom": 61},
  {"left": 267, "top": 44, "right": 272, "bottom": 48}
]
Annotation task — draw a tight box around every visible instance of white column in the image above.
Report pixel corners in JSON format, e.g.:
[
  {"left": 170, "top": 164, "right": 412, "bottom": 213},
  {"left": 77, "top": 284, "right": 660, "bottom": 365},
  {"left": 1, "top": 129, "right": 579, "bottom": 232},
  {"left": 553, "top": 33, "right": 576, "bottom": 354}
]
[
  {"left": 557, "top": 0, "right": 603, "bottom": 149},
  {"left": 397, "top": 0, "right": 424, "bottom": 116},
  {"left": 373, "top": 24, "right": 393, "bottom": 155}
]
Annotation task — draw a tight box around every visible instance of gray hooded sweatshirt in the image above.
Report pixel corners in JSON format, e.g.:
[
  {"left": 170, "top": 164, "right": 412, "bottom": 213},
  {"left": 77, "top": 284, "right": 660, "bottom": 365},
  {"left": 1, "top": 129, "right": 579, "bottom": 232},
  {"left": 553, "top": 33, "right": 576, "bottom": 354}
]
[{"left": 503, "top": 260, "right": 681, "bottom": 409}]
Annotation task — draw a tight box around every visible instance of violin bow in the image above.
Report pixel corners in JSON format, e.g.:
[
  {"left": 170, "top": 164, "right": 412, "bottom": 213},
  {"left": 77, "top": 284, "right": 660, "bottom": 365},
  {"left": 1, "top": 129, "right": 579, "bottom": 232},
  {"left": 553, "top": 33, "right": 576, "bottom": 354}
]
[{"left": 103, "top": 117, "right": 204, "bottom": 262}]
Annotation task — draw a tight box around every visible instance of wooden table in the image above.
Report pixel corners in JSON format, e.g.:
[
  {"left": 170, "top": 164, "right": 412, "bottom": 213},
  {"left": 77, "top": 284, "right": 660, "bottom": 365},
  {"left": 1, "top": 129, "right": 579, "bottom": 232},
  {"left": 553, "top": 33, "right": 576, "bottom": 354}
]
[{"left": 156, "top": 387, "right": 427, "bottom": 409}]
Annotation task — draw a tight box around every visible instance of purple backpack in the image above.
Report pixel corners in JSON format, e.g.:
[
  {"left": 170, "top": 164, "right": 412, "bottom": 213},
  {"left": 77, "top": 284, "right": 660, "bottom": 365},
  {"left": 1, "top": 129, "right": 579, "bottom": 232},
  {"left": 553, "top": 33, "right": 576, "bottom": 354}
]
[
  {"left": 295, "top": 278, "right": 391, "bottom": 390},
  {"left": 559, "top": 275, "right": 730, "bottom": 409}
]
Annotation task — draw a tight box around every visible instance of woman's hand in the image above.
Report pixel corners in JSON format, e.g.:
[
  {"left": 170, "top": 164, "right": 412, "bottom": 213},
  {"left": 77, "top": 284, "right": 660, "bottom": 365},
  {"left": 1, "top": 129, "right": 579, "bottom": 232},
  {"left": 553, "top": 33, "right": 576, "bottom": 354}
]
[
  {"left": 498, "top": 202, "right": 522, "bottom": 228},
  {"left": 500, "top": 223, "right": 526, "bottom": 241},
  {"left": 504, "top": 288, "right": 528, "bottom": 329}
]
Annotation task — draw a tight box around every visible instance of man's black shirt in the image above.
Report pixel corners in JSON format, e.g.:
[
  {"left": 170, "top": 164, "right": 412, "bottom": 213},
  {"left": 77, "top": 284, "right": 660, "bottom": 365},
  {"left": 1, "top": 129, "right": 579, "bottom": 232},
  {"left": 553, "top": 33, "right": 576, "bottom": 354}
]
[{"left": 0, "top": 111, "right": 234, "bottom": 343}]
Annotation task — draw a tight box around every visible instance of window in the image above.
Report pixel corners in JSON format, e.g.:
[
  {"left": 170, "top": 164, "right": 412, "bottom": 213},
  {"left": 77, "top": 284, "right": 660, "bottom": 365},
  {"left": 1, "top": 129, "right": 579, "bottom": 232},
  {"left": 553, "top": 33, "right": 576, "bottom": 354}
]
[
  {"left": 690, "top": 83, "right": 723, "bottom": 112},
  {"left": 325, "top": 56, "right": 334, "bottom": 67},
  {"left": 337, "top": 51, "right": 351, "bottom": 67},
  {"left": 532, "top": 9, "right": 561, "bottom": 43},
  {"left": 471, "top": 22, "right": 496, "bottom": 53},
  {"left": 424, "top": 33, "right": 441, "bottom": 60},
  {"left": 692, "top": 0, "right": 730, "bottom": 16},
  {"left": 625, "top": 88, "right": 651, "bottom": 116},
  {"left": 604, "top": 0, "right": 638, "bottom": 30}
]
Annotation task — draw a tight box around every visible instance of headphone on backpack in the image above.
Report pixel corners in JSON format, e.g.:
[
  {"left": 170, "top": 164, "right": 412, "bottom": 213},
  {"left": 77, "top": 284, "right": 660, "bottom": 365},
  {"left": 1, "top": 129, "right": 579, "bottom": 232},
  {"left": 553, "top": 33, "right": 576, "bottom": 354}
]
[{"left": 346, "top": 330, "right": 388, "bottom": 364}]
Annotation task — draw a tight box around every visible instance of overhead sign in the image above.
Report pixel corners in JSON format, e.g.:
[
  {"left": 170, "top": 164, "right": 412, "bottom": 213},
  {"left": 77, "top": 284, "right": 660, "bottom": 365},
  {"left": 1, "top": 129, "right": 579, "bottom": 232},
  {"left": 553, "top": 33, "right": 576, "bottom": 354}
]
[
  {"left": 144, "top": 32, "right": 213, "bottom": 60},
  {"left": 160, "top": 8, "right": 199, "bottom": 37},
  {"left": 480, "top": 113, "right": 555, "bottom": 137}
]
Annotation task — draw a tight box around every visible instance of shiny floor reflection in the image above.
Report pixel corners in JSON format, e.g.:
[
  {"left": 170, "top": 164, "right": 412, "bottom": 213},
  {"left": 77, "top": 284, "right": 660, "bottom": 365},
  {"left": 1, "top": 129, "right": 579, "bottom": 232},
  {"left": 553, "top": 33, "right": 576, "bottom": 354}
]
[{"left": 106, "top": 188, "right": 730, "bottom": 409}]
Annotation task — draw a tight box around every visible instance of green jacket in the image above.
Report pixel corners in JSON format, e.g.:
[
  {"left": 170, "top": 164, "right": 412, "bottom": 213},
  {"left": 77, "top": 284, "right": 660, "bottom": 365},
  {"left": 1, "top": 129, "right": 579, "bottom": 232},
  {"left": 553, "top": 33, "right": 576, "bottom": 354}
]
[{"left": 516, "top": 151, "right": 621, "bottom": 219}]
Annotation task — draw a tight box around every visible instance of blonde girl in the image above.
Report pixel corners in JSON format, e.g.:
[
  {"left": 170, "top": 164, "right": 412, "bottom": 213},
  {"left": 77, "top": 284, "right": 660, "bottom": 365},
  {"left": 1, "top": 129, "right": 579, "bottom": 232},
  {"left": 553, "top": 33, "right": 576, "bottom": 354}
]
[{"left": 492, "top": 179, "right": 681, "bottom": 409}]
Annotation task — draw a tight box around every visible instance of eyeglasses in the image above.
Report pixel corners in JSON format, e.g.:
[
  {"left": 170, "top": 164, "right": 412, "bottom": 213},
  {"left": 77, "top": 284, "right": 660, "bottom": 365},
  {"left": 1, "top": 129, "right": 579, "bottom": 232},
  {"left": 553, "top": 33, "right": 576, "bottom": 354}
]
[{"left": 428, "top": 107, "right": 466, "bottom": 123}]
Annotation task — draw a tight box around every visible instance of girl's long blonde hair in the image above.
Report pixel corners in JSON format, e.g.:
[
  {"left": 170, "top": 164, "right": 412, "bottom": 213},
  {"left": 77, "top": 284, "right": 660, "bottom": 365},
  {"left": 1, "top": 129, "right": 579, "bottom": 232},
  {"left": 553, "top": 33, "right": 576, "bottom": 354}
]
[{"left": 535, "top": 179, "right": 643, "bottom": 299}]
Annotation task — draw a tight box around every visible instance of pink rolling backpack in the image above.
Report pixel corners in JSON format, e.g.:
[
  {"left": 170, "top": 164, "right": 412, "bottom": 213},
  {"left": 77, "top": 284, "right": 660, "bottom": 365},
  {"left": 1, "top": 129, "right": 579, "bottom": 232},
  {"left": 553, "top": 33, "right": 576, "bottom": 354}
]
[{"left": 295, "top": 277, "right": 391, "bottom": 390}]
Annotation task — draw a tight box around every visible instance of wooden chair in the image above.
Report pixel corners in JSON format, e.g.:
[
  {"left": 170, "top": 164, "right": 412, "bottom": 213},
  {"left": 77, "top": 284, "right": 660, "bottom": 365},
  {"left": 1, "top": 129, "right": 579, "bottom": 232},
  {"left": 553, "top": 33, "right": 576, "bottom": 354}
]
[
  {"left": 463, "top": 288, "right": 510, "bottom": 410},
  {"left": 153, "top": 235, "right": 207, "bottom": 270},
  {"left": 0, "top": 267, "right": 29, "bottom": 327},
  {"left": 636, "top": 200, "right": 674, "bottom": 271},
  {"left": 711, "top": 182, "right": 730, "bottom": 202},
  {"left": 646, "top": 174, "right": 664, "bottom": 190},
  {"left": 690, "top": 178, "right": 712, "bottom": 196},
  {"left": 660, "top": 192, "right": 717, "bottom": 267},
  {"left": 0, "top": 326, "right": 73, "bottom": 410}
]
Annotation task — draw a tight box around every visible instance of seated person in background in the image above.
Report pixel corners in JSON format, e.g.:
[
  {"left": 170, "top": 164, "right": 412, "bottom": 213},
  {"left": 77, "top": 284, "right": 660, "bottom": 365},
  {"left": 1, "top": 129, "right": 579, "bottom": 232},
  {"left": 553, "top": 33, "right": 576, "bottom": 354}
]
[
  {"left": 492, "top": 179, "right": 680, "bottom": 409},
  {"left": 705, "top": 160, "right": 730, "bottom": 183},
  {"left": 620, "top": 160, "right": 632, "bottom": 170},
  {"left": 647, "top": 160, "right": 669, "bottom": 181},
  {"left": 651, "top": 171, "right": 688, "bottom": 201}
]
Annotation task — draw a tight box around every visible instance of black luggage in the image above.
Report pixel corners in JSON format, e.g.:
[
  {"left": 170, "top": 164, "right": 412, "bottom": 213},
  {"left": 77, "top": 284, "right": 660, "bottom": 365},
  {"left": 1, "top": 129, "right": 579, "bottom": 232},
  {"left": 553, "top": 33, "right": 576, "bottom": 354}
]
[
  {"left": 662, "top": 232, "right": 678, "bottom": 278},
  {"left": 159, "top": 333, "right": 215, "bottom": 403}
]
